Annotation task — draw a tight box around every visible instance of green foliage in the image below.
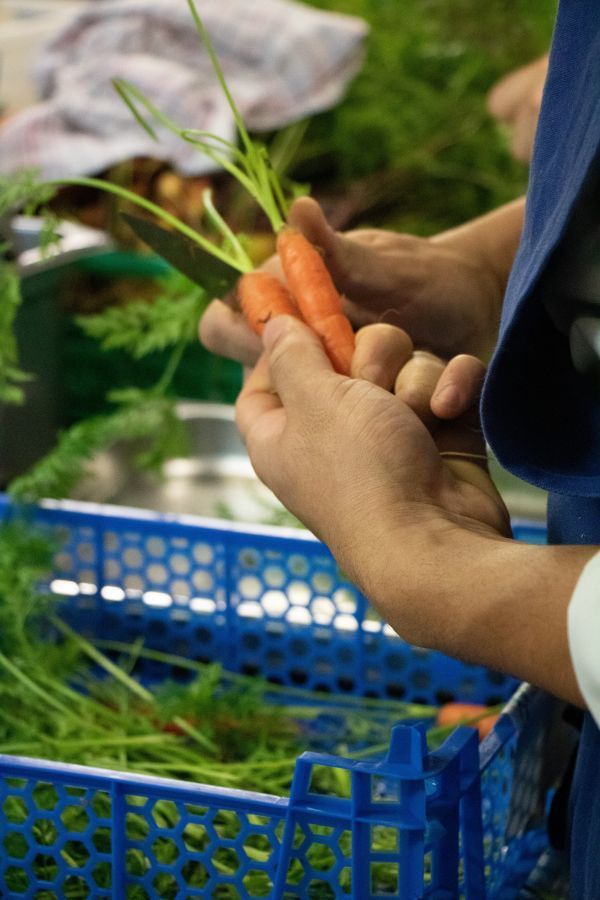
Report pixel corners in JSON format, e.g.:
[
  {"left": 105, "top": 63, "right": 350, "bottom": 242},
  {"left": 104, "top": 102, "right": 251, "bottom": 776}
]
[
  {"left": 0, "top": 257, "right": 32, "bottom": 405},
  {"left": 76, "top": 273, "right": 207, "bottom": 358},
  {"left": 0, "top": 521, "right": 55, "bottom": 658},
  {"left": 9, "top": 392, "right": 186, "bottom": 501},
  {"left": 0, "top": 521, "right": 434, "bottom": 802},
  {"left": 0, "top": 169, "right": 56, "bottom": 218},
  {"left": 299, "top": 0, "right": 557, "bottom": 232},
  {"left": 38, "top": 209, "right": 62, "bottom": 255},
  {"left": 0, "top": 172, "right": 59, "bottom": 406}
]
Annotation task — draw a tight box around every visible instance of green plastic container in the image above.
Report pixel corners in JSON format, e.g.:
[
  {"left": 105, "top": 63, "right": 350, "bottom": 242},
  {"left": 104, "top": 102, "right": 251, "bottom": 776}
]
[
  {"left": 1, "top": 251, "right": 242, "bottom": 484},
  {"left": 63, "top": 251, "right": 243, "bottom": 423}
]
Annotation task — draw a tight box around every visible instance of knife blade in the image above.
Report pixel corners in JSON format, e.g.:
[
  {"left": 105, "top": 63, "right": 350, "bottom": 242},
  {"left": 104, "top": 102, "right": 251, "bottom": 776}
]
[{"left": 122, "top": 212, "right": 239, "bottom": 297}]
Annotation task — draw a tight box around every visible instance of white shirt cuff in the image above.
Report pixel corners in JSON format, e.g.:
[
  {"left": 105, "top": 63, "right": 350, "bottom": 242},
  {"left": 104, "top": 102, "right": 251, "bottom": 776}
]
[{"left": 567, "top": 550, "right": 600, "bottom": 726}]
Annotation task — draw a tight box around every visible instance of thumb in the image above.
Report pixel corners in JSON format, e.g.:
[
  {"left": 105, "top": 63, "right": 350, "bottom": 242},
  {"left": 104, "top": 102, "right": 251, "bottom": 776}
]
[
  {"left": 287, "top": 196, "right": 336, "bottom": 250},
  {"left": 287, "top": 196, "right": 359, "bottom": 288},
  {"left": 287, "top": 199, "right": 397, "bottom": 325},
  {"left": 262, "top": 315, "right": 335, "bottom": 406}
]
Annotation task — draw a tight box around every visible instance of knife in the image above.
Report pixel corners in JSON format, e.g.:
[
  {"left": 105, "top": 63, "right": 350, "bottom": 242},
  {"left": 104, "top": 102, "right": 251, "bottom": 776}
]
[{"left": 122, "top": 212, "right": 239, "bottom": 297}]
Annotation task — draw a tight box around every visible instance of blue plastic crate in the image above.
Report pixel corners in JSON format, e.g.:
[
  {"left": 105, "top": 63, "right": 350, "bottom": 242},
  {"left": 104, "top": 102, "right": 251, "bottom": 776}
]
[{"left": 0, "top": 497, "right": 571, "bottom": 898}]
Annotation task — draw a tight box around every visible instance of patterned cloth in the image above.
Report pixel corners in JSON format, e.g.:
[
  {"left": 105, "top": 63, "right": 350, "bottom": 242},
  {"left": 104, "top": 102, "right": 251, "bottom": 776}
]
[{"left": 0, "top": 0, "right": 367, "bottom": 178}]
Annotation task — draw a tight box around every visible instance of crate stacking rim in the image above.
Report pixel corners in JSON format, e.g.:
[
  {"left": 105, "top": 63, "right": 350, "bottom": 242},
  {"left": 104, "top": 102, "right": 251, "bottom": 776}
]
[{"left": 0, "top": 496, "right": 564, "bottom": 899}]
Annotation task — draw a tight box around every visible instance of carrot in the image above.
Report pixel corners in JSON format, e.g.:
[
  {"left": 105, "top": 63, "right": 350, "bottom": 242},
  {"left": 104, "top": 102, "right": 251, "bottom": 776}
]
[
  {"left": 436, "top": 702, "right": 500, "bottom": 741},
  {"left": 276, "top": 227, "right": 355, "bottom": 375},
  {"left": 238, "top": 270, "right": 301, "bottom": 335}
]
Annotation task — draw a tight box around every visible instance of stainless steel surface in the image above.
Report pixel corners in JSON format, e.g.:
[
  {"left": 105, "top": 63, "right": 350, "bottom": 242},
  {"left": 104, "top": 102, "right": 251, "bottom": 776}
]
[
  {"left": 11, "top": 216, "right": 112, "bottom": 272},
  {"left": 75, "top": 401, "right": 548, "bottom": 526},
  {"left": 75, "top": 403, "right": 292, "bottom": 525},
  {"left": 0, "top": 218, "right": 113, "bottom": 485}
]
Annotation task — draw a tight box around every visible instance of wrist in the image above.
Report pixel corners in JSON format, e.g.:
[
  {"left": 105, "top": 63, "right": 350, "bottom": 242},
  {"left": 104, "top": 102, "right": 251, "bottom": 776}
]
[
  {"left": 363, "top": 514, "right": 503, "bottom": 650},
  {"left": 362, "top": 516, "right": 593, "bottom": 706}
]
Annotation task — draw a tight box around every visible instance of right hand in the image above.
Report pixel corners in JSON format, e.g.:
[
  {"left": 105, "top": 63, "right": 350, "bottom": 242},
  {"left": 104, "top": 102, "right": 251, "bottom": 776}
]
[{"left": 199, "top": 197, "right": 505, "bottom": 367}]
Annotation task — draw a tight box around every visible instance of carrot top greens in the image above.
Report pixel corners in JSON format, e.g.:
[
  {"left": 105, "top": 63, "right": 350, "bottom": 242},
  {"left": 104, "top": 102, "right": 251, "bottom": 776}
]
[
  {"left": 0, "top": 519, "right": 436, "bottom": 793},
  {"left": 0, "top": 0, "right": 306, "bottom": 501},
  {"left": 45, "top": 0, "right": 302, "bottom": 274}
]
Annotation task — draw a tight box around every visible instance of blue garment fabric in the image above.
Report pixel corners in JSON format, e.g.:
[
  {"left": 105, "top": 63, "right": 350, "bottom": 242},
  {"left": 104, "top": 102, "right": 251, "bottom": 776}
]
[
  {"left": 482, "top": 1, "right": 600, "bottom": 494},
  {"left": 547, "top": 496, "right": 600, "bottom": 898},
  {"left": 480, "top": 1, "right": 600, "bottom": 896}
]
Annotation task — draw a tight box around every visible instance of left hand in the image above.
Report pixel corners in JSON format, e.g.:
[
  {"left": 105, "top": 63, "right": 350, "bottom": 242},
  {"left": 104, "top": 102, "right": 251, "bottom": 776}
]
[
  {"left": 237, "top": 320, "right": 594, "bottom": 706},
  {"left": 236, "top": 318, "right": 509, "bottom": 614},
  {"left": 487, "top": 55, "right": 549, "bottom": 163}
]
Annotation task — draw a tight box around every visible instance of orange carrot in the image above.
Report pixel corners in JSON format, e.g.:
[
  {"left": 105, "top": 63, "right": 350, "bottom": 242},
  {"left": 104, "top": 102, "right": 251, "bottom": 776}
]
[
  {"left": 276, "top": 227, "right": 355, "bottom": 375},
  {"left": 436, "top": 702, "right": 500, "bottom": 741},
  {"left": 238, "top": 270, "right": 301, "bottom": 335}
]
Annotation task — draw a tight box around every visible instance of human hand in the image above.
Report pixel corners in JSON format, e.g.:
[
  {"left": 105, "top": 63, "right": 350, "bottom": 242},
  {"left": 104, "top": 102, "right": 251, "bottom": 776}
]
[
  {"left": 200, "top": 196, "right": 505, "bottom": 367},
  {"left": 487, "top": 55, "right": 549, "bottom": 163},
  {"left": 351, "top": 323, "right": 507, "bottom": 509},
  {"left": 236, "top": 318, "right": 510, "bottom": 639}
]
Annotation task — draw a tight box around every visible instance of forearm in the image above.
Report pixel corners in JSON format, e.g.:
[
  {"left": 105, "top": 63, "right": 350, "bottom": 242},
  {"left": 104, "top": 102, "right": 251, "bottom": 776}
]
[
  {"left": 365, "top": 520, "right": 594, "bottom": 707},
  {"left": 432, "top": 198, "right": 526, "bottom": 299}
]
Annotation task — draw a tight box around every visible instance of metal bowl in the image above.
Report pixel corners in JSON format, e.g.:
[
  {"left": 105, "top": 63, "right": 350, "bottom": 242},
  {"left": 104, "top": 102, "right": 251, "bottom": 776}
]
[
  {"left": 74, "top": 400, "right": 547, "bottom": 525},
  {"left": 74, "top": 402, "right": 292, "bottom": 525}
]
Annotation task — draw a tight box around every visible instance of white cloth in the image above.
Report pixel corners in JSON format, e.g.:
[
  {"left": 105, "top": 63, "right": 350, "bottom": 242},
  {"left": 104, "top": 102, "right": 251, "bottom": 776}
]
[
  {"left": 0, "top": 0, "right": 368, "bottom": 178},
  {"left": 568, "top": 550, "right": 600, "bottom": 725}
]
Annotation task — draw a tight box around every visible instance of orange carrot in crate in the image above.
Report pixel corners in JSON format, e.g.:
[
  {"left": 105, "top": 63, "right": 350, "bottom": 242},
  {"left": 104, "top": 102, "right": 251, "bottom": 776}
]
[
  {"left": 276, "top": 227, "right": 355, "bottom": 375},
  {"left": 238, "top": 270, "right": 301, "bottom": 335},
  {"left": 436, "top": 702, "right": 500, "bottom": 741}
]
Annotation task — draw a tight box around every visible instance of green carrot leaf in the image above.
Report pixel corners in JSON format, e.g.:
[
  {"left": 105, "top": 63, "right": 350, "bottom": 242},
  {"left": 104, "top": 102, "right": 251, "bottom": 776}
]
[
  {"left": 8, "top": 393, "right": 182, "bottom": 501},
  {"left": 0, "top": 258, "right": 31, "bottom": 405},
  {"left": 76, "top": 272, "right": 208, "bottom": 358}
]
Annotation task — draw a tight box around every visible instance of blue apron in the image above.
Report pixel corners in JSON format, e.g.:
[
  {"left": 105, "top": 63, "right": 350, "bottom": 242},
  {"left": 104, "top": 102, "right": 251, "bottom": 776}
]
[{"left": 481, "top": 2, "right": 600, "bottom": 895}]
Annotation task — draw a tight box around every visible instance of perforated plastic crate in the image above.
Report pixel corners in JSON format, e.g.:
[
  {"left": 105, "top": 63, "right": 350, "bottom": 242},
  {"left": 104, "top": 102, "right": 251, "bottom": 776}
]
[{"left": 0, "top": 497, "right": 570, "bottom": 899}]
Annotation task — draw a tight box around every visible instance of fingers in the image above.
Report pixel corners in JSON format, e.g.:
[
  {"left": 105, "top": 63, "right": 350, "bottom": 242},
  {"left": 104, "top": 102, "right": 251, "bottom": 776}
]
[
  {"left": 394, "top": 351, "right": 445, "bottom": 429},
  {"left": 487, "top": 56, "right": 543, "bottom": 120},
  {"left": 487, "top": 55, "right": 548, "bottom": 163},
  {"left": 199, "top": 299, "right": 263, "bottom": 367},
  {"left": 432, "top": 356, "right": 487, "bottom": 464},
  {"left": 287, "top": 197, "right": 393, "bottom": 307},
  {"left": 509, "top": 101, "right": 540, "bottom": 163},
  {"left": 288, "top": 196, "right": 337, "bottom": 252},
  {"left": 351, "top": 324, "right": 413, "bottom": 389},
  {"left": 431, "top": 354, "right": 487, "bottom": 420},
  {"left": 261, "top": 315, "right": 335, "bottom": 406},
  {"left": 236, "top": 316, "right": 338, "bottom": 489},
  {"left": 235, "top": 353, "right": 287, "bottom": 483}
]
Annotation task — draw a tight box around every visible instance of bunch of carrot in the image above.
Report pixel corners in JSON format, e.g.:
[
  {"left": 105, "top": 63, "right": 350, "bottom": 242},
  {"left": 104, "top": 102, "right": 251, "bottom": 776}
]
[
  {"left": 238, "top": 228, "right": 355, "bottom": 376},
  {"left": 436, "top": 702, "right": 500, "bottom": 741}
]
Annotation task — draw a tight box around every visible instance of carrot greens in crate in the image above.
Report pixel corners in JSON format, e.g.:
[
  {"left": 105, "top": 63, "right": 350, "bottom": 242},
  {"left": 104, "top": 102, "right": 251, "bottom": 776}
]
[
  {"left": 0, "top": 0, "right": 311, "bottom": 501},
  {"left": 0, "top": 521, "right": 436, "bottom": 795}
]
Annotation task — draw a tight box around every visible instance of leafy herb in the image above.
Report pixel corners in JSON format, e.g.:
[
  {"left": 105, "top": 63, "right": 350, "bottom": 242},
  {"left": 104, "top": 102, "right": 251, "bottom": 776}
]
[
  {"left": 0, "top": 520, "right": 56, "bottom": 658},
  {"left": 0, "top": 521, "right": 434, "bottom": 793},
  {"left": 9, "top": 391, "right": 186, "bottom": 501},
  {"left": 1, "top": 0, "right": 303, "bottom": 501},
  {"left": 0, "top": 256, "right": 32, "bottom": 405},
  {"left": 76, "top": 273, "right": 207, "bottom": 358},
  {"left": 299, "top": 0, "right": 555, "bottom": 233},
  {"left": 0, "top": 170, "right": 56, "bottom": 219}
]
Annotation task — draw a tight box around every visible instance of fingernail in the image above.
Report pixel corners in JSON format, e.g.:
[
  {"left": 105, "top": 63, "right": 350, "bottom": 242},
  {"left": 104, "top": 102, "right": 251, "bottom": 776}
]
[
  {"left": 262, "top": 316, "right": 293, "bottom": 351},
  {"left": 433, "top": 383, "right": 461, "bottom": 414}
]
